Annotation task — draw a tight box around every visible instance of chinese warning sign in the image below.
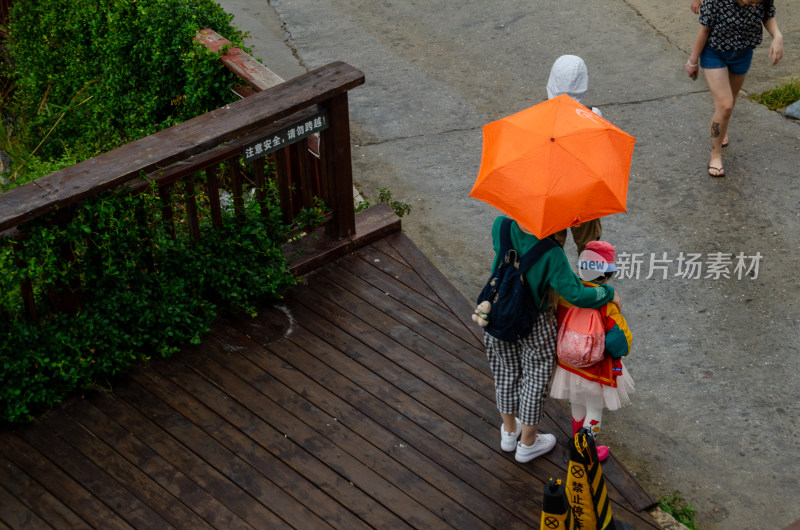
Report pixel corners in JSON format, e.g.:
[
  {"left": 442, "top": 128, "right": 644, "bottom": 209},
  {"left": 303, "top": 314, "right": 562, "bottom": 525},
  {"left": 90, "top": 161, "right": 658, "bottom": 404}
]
[{"left": 242, "top": 111, "right": 329, "bottom": 163}]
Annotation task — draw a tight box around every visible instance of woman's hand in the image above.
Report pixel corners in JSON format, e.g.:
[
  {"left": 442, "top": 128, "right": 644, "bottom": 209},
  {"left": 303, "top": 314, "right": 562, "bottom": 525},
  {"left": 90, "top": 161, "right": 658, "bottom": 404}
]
[
  {"left": 685, "top": 61, "right": 699, "bottom": 80},
  {"left": 764, "top": 18, "right": 783, "bottom": 66},
  {"left": 690, "top": 0, "right": 701, "bottom": 15},
  {"left": 769, "top": 33, "right": 783, "bottom": 65}
]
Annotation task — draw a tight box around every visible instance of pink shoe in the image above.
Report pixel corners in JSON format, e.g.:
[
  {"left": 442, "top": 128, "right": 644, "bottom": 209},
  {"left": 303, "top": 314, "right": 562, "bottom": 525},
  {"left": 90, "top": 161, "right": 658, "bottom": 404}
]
[
  {"left": 572, "top": 417, "right": 584, "bottom": 435},
  {"left": 596, "top": 445, "right": 609, "bottom": 462}
]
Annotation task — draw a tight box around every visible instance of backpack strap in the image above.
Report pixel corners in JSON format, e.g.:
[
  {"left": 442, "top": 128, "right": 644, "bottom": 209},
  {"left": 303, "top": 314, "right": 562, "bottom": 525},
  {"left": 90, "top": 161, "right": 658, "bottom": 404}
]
[
  {"left": 499, "top": 217, "right": 556, "bottom": 271},
  {"left": 521, "top": 238, "right": 558, "bottom": 312},
  {"left": 498, "top": 217, "right": 514, "bottom": 256},
  {"left": 519, "top": 237, "right": 557, "bottom": 273}
]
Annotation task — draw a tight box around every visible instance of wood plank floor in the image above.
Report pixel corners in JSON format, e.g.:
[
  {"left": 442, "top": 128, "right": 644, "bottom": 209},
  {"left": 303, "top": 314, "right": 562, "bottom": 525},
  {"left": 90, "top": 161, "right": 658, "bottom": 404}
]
[{"left": 0, "top": 228, "right": 659, "bottom": 529}]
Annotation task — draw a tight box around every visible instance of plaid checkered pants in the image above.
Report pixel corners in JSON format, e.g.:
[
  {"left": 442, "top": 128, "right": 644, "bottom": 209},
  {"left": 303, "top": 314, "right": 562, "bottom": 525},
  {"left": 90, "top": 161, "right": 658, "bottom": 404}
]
[{"left": 484, "top": 313, "right": 558, "bottom": 425}]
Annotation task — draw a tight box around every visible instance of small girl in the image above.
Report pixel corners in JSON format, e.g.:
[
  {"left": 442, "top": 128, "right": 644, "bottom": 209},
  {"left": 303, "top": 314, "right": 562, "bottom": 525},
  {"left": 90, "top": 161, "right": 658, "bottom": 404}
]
[{"left": 549, "top": 241, "right": 634, "bottom": 461}]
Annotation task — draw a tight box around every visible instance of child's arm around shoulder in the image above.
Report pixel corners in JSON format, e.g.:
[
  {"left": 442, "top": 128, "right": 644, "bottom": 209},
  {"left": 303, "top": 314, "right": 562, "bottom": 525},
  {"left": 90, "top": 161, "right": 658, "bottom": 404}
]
[{"left": 603, "top": 300, "right": 632, "bottom": 359}]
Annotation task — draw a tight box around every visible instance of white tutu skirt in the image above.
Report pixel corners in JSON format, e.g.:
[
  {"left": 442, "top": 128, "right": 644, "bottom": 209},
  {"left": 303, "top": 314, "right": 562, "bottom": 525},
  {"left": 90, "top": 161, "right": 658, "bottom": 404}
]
[{"left": 549, "top": 362, "right": 634, "bottom": 411}]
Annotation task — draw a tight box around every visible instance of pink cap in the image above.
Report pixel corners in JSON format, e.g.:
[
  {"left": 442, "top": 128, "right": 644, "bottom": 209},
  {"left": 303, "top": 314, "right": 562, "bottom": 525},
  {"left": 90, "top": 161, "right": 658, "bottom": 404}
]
[{"left": 581, "top": 241, "right": 617, "bottom": 273}]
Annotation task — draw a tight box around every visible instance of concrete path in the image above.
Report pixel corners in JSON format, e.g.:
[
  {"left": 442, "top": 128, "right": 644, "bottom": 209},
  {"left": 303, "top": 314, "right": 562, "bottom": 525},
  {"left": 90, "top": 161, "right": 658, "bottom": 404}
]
[{"left": 218, "top": 1, "right": 800, "bottom": 528}]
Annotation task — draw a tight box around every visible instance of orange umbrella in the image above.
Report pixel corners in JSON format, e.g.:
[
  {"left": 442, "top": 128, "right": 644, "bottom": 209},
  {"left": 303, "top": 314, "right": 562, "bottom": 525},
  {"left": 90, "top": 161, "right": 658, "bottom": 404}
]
[{"left": 470, "top": 94, "right": 635, "bottom": 239}]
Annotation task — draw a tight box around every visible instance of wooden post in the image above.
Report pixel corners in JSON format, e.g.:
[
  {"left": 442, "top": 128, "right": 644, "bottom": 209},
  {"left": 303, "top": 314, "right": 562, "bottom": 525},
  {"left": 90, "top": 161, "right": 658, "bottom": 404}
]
[
  {"left": 274, "top": 148, "right": 294, "bottom": 224},
  {"left": 230, "top": 161, "right": 245, "bottom": 219},
  {"left": 184, "top": 177, "right": 200, "bottom": 242},
  {"left": 134, "top": 199, "right": 155, "bottom": 273},
  {"left": 252, "top": 157, "right": 270, "bottom": 219},
  {"left": 12, "top": 237, "right": 38, "bottom": 321},
  {"left": 320, "top": 93, "right": 356, "bottom": 239},
  {"left": 47, "top": 207, "right": 83, "bottom": 315},
  {"left": 297, "top": 143, "right": 316, "bottom": 211},
  {"left": 285, "top": 143, "right": 302, "bottom": 218},
  {"left": 159, "top": 185, "right": 176, "bottom": 238},
  {"left": 206, "top": 165, "right": 223, "bottom": 229}
]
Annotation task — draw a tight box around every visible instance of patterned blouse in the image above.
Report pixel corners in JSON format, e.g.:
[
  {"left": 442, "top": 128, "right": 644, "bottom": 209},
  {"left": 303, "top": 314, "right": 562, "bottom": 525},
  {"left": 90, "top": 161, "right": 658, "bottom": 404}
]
[{"left": 699, "top": 0, "right": 776, "bottom": 51}]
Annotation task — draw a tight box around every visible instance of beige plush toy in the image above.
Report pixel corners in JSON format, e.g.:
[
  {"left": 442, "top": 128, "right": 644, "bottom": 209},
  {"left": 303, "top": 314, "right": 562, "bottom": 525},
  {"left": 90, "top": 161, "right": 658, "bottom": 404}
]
[{"left": 471, "top": 301, "right": 491, "bottom": 327}]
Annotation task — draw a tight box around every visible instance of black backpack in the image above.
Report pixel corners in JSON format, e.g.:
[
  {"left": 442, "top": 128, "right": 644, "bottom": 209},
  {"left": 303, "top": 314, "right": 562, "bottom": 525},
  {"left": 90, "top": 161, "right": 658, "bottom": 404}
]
[{"left": 477, "top": 218, "right": 556, "bottom": 342}]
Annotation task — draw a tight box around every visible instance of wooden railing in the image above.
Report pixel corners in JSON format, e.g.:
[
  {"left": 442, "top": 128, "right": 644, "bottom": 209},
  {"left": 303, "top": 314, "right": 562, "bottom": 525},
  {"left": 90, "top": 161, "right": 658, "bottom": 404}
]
[
  {"left": 193, "top": 28, "right": 325, "bottom": 221},
  {"left": 0, "top": 61, "right": 365, "bottom": 319}
]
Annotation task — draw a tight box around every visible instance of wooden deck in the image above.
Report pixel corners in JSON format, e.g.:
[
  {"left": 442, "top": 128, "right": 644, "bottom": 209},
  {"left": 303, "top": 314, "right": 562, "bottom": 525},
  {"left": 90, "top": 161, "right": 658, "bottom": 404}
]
[{"left": 0, "top": 207, "right": 658, "bottom": 529}]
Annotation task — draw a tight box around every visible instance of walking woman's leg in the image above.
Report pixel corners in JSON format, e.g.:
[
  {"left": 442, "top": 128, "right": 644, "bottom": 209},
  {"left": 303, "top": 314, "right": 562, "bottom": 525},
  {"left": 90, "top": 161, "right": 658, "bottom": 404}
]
[
  {"left": 703, "top": 67, "right": 739, "bottom": 176},
  {"left": 720, "top": 71, "right": 748, "bottom": 148},
  {"left": 728, "top": 71, "right": 748, "bottom": 111}
]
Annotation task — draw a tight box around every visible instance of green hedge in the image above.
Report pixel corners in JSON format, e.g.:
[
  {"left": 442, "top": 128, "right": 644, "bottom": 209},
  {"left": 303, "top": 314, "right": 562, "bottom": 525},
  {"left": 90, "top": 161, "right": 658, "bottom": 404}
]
[
  {"left": 6, "top": 0, "right": 246, "bottom": 179},
  {"left": 1, "top": 178, "right": 297, "bottom": 423},
  {"left": 0, "top": 0, "right": 304, "bottom": 423}
]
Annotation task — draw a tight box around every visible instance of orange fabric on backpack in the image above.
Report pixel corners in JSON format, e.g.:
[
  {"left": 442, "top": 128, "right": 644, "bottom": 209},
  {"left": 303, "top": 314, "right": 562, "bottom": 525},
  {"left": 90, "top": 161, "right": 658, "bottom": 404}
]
[{"left": 557, "top": 305, "right": 605, "bottom": 368}]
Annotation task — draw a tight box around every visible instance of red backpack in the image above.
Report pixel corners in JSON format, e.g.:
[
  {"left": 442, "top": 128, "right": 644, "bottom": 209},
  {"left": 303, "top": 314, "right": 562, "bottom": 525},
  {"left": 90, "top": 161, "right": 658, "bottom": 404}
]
[{"left": 557, "top": 305, "right": 605, "bottom": 367}]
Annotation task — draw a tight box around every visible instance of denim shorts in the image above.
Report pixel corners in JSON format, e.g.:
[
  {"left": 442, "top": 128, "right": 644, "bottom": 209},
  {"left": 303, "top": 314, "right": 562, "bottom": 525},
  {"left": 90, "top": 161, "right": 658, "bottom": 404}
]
[{"left": 700, "top": 46, "right": 754, "bottom": 75}]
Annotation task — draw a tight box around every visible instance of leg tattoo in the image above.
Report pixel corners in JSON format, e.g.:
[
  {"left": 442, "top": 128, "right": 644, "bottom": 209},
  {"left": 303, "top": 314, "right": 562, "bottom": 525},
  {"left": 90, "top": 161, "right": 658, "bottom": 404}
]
[{"left": 711, "top": 121, "right": 721, "bottom": 138}]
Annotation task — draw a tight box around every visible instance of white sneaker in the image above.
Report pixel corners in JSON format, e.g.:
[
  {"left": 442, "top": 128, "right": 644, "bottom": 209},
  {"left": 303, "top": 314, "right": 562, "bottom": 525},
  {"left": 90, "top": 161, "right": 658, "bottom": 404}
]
[
  {"left": 515, "top": 433, "right": 556, "bottom": 463},
  {"left": 500, "top": 419, "right": 521, "bottom": 452}
]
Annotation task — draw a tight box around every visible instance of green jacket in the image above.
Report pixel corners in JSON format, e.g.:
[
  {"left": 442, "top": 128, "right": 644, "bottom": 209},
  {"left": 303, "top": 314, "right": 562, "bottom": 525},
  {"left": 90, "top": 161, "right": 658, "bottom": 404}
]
[{"left": 490, "top": 216, "right": 614, "bottom": 310}]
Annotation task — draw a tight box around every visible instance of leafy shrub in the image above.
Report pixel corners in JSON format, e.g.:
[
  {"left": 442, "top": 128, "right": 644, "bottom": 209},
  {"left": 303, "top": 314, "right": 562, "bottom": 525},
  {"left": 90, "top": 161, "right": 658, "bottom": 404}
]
[
  {"left": 0, "top": 0, "right": 312, "bottom": 424},
  {"left": 0, "top": 177, "right": 297, "bottom": 423},
  {"left": 6, "top": 0, "right": 246, "bottom": 175}
]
